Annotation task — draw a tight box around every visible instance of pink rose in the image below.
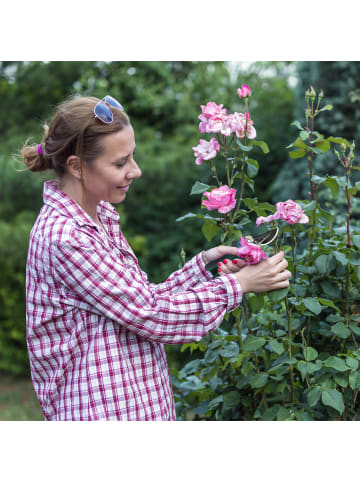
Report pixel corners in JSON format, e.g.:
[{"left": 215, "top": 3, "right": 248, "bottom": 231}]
[
  {"left": 202, "top": 185, "right": 237, "bottom": 214},
  {"left": 198, "top": 102, "right": 228, "bottom": 134},
  {"left": 256, "top": 200, "right": 309, "bottom": 226},
  {"left": 192, "top": 138, "right": 220, "bottom": 165},
  {"left": 237, "top": 84, "right": 252, "bottom": 98},
  {"left": 256, "top": 215, "right": 275, "bottom": 227},
  {"left": 236, "top": 237, "right": 268, "bottom": 265},
  {"left": 275, "top": 200, "right": 309, "bottom": 224},
  {"left": 227, "top": 112, "right": 256, "bottom": 139},
  {"left": 199, "top": 102, "right": 227, "bottom": 121}
]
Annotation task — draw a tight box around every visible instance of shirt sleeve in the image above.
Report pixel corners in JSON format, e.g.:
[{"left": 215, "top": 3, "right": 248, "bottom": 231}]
[
  {"left": 147, "top": 252, "right": 214, "bottom": 296},
  {"left": 51, "top": 238, "right": 243, "bottom": 344}
]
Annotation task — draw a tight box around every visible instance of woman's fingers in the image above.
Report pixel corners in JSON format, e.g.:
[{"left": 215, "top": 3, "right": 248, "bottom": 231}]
[{"left": 218, "top": 258, "right": 246, "bottom": 274}]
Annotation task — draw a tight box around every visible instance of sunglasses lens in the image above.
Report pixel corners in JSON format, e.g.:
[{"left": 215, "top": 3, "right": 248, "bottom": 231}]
[
  {"left": 104, "top": 95, "right": 124, "bottom": 111},
  {"left": 94, "top": 103, "right": 113, "bottom": 123}
]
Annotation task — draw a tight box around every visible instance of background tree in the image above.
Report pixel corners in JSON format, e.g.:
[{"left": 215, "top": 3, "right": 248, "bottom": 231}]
[{"left": 271, "top": 61, "right": 360, "bottom": 205}]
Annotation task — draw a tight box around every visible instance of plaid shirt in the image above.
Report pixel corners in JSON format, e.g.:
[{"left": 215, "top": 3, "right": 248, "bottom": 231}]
[{"left": 26, "top": 181, "right": 243, "bottom": 420}]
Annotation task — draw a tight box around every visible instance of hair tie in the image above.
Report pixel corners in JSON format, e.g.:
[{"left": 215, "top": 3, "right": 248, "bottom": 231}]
[{"left": 37, "top": 144, "right": 43, "bottom": 155}]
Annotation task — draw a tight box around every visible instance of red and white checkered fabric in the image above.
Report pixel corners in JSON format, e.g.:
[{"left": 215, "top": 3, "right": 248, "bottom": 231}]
[{"left": 26, "top": 181, "right": 242, "bottom": 420}]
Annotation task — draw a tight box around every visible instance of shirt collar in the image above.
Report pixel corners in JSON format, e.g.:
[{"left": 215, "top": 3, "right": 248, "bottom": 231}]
[{"left": 43, "top": 180, "right": 119, "bottom": 228}]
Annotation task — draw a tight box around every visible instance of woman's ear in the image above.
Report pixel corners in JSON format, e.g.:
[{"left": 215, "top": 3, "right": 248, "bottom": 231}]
[{"left": 66, "top": 155, "right": 82, "bottom": 180}]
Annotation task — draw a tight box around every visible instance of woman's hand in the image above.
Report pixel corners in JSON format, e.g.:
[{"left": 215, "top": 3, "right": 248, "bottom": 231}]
[
  {"left": 202, "top": 245, "right": 242, "bottom": 266},
  {"left": 233, "top": 251, "right": 291, "bottom": 294}
]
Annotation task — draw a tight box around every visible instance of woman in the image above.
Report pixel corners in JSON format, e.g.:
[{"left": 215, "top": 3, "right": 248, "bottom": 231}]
[{"left": 23, "top": 95, "right": 291, "bottom": 420}]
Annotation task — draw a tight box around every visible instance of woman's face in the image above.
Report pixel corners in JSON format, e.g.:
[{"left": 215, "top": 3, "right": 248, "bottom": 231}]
[{"left": 82, "top": 125, "right": 142, "bottom": 205}]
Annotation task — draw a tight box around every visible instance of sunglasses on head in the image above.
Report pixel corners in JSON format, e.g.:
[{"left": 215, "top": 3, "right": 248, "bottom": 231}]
[{"left": 94, "top": 95, "right": 124, "bottom": 124}]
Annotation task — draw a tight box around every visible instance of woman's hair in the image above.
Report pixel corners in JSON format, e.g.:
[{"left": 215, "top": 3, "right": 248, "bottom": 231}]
[{"left": 22, "top": 95, "right": 130, "bottom": 177}]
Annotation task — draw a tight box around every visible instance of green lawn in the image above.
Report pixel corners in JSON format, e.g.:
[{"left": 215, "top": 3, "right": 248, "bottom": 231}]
[{"left": 0, "top": 375, "right": 44, "bottom": 421}]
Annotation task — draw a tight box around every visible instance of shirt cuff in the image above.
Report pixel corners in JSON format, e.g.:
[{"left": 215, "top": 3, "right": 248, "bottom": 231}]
[
  {"left": 193, "top": 252, "right": 215, "bottom": 282},
  {"left": 215, "top": 273, "right": 243, "bottom": 312}
]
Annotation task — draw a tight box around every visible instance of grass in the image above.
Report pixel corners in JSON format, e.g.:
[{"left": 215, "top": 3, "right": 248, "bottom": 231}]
[{"left": 0, "top": 374, "right": 44, "bottom": 421}]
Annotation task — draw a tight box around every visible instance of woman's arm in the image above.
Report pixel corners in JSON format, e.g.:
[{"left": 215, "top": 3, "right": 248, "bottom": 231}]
[{"left": 52, "top": 239, "right": 243, "bottom": 345}]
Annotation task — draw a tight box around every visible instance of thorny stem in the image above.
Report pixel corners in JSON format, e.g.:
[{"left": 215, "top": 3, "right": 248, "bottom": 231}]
[
  {"left": 285, "top": 296, "right": 295, "bottom": 402},
  {"left": 345, "top": 169, "right": 351, "bottom": 248},
  {"left": 208, "top": 158, "right": 221, "bottom": 186},
  {"left": 290, "top": 226, "right": 297, "bottom": 281},
  {"left": 309, "top": 185, "right": 319, "bottom": 256}
]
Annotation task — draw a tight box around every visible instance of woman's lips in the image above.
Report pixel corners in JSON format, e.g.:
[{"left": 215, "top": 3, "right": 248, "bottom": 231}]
[{"left": 118, "top": 183, "right": 131, "bottom": 192}]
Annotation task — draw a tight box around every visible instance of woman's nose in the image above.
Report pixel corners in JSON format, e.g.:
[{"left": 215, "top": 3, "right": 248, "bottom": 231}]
[{"left": 128, "top": 160, "right": 142, "bottom": 179}]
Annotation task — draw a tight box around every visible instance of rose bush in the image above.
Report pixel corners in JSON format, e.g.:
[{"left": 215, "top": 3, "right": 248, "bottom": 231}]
[{"left": 172, "top": 85, "right": 360, "bottom": 421}]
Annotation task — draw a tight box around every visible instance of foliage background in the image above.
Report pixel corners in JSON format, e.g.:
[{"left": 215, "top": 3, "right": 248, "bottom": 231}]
[{"left": 0, "top": 61, "right": 359, "bottom": 420}]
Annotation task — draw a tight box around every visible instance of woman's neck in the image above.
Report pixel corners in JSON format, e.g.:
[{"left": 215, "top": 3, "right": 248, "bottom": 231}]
[{"left": 60, "top": 178, "right": 100, "bottom": 225}]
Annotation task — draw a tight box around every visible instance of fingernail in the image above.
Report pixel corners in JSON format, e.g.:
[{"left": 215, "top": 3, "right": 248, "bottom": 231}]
[
  {"left": 217, "top": 262, "right": 222, "bottom": 267},
  {"left": 218, "top": 269, "right": 221, "bottom": 274},
  {"left": 224, "top": 259, "right": 228, "bottom": 264},
  {"left": 232, "top": 259, "right": 238, "bottom": 264}
]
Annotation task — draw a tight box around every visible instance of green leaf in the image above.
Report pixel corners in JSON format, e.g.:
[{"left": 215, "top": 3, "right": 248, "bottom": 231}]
[
  {"left": 303, "top": 297, "right": 322, "bottom": 315},
  {"left": 176, "top": 212, "right": 204, "bottom": 223},
  {"left": 292, "top": 137, "right": 308, "bottom": 149},
  {"left": 317, "top": 207, "right": 334, "bottom": 226},
  {"left": 267, "top": 287, "right": 289, "bottom": 303},
  {"left": 220, "top": 342, "right": 239, "bottom": 359},
  {"left": 236, "top": 140, "right": 253, "bottom": 152},
  {"left": 223, "top": 391, "right": 241, "bottom": 409},
  {"left": 314, "top": 140, "right": 331, "bottom": 153},
  {"left": 350, "top": 323, "right": 360, "bottom": 336},
  {"left": 317, "top": 298, "right": 340, "bottom": 312},
  {"left": 323, "top": 356, "right": 349, "bottom": 372},
  {"left": 333, "top": 251, "right": 348, "bottom": 266},
  {"left": 327, "top": 136, "right": 351, "bottom": 147},
  {"left": 202, "top": 219, "right": 221, "bottom": 242},
  {"left": 246, "top": 158, "right": 259, "bottom": 178},
  {"left": 309, "top": 146, "right": 325, "bottom": 154},
  {"left": 324, "top": 177, "right": 339, "bottom": 199},
  {"left": 297, "top": 361, "right": 322, "bottom": 380},
  {"left": 334, "top": 374, "right": 348, "bottom": 388},
  {"left": 331, "top": 322, "right": 351, "bottom": 339},
  {"left": 250, "top": 373, "right": 268, "bottom": 389},
  {"left": 318, "top": 104, "right": 333, "bottom": 113},
  {"left": 249, "top": 140, "right": 270, "bottom": 154},
  {"left": 208, "top": 395, "right": 223, "bottom": 411},
  {"left": 247, "top": 293, "right": 265, "bottom": 312},
  {"left": 242, "top": 335, "right": 266, "bottom": 352},
  {"left": 321, "top": 389, "right": 345, "bottom": 415},
  {"left": 268, "top": 339, "right": 285, "bottom": 355},
  {"left": 276, "top": 407, "right": 295, "bottom": 421},
  {"left": 289, "top": 149, "right": 306, "bottom": 159},
  {"left": 300, "top": 130, "right": 309, "bottom": 141},
  {"left": 349, "top": 372, "right": 360, "bottom": 390},
  {"left": 190, "top": 181, "right": 210, "bottom": 196},
  {"left": 320, "top": 281, "right": 341, "bottom": 299},
  {"left": 307, "top": 386, "right": 321, "bottom": 407},
  {"left": 352, "top": 235, "right": 360, "bottom": 249},
  {"left": 303, "top": 347, "right": 318, "bottom": 362},
  {"left": 244, "top": 174, "right": 255, "bottom": 192},
  {"left": 261, "top": 405, "right": 280, "bottom": 421},
  {"left": 346, "top": 357, "right": 359, "bottom": 370},
  {"left": 311, "top": 174, "right": 327, "bottom": 185},
  {"left": 315, "top": 254, "right": 331, "bottom": 274},
  {"left": 290, "top": 120, "right": 303, "bottom": 130},
  {"left": 301, "top": 200, "right": 317, "bottom": 211}
]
